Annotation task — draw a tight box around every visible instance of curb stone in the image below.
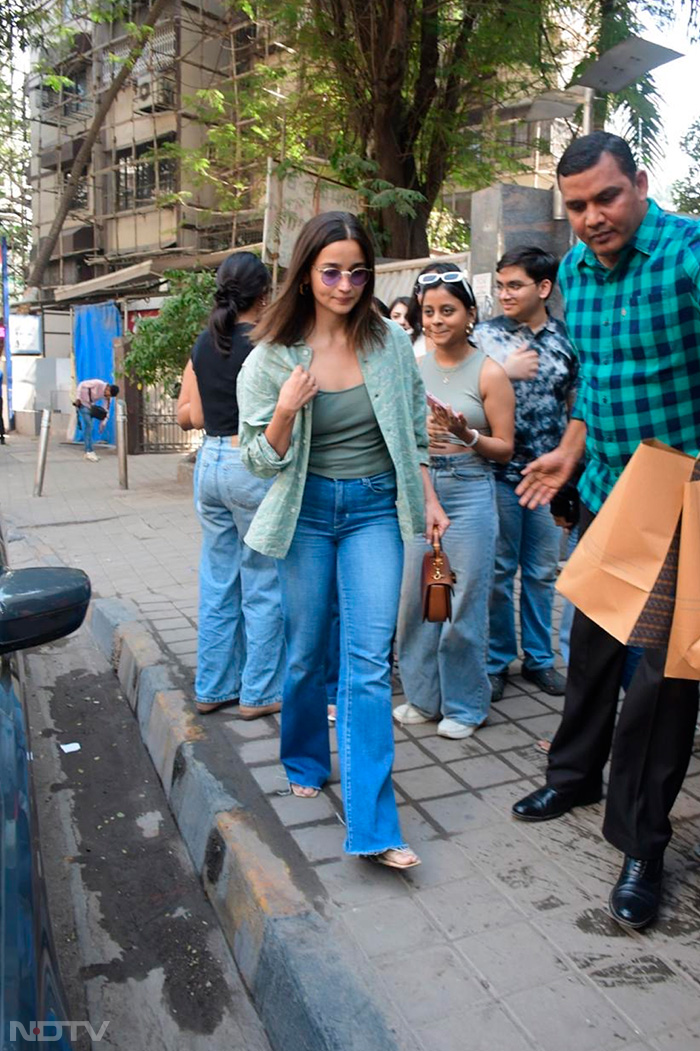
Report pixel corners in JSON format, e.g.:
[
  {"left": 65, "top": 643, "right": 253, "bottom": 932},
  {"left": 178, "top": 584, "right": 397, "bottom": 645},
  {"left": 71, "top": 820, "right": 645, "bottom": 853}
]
[{"left": 88, "top": 597, "right": 413, "bottom": 1051}]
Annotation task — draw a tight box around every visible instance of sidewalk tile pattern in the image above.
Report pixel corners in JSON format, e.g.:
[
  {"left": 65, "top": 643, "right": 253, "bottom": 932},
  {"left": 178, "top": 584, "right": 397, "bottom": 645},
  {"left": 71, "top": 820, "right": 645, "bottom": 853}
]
[{"left": 3, "top": 436, "right": 700, "bottom": 1051}]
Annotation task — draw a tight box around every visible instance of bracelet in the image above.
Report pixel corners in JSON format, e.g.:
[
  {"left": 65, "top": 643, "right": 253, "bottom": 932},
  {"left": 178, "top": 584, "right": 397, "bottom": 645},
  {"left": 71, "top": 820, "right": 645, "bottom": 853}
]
[{"left": 465, "top": 428, "right": 480, "bottom": 448}]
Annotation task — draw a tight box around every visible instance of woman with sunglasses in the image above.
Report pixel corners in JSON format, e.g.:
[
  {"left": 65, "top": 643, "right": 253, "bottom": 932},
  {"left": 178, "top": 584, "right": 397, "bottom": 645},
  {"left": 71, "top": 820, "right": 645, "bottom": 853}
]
[
  {"left": 238, "top": 211, "right": 448, "bottom": 869},
  {"left": 395, "top": 272, "right": 514, "bottom": 739},
  {"left": 407, "top": 262, "right": 464, "bottom": 358}
]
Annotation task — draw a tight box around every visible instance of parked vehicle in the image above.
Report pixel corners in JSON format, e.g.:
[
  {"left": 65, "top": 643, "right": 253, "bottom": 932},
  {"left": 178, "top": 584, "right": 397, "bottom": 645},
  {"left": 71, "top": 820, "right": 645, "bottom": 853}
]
[{"left": 0, "top": 533, "right": 91, "bottom": 1050}]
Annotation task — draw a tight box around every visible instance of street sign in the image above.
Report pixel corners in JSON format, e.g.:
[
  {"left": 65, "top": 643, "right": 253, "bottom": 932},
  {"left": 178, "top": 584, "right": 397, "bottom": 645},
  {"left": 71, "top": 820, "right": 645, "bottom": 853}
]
[{"left": 9, "top": 313, "right": 42, "bottom": 355}]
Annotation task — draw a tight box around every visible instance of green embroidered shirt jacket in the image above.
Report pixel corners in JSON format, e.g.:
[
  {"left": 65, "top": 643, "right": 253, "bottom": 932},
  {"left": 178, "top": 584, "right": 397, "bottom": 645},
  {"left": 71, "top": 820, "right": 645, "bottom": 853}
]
[{"left": 237, "top": 320, "right": 430, "bottom": 558}]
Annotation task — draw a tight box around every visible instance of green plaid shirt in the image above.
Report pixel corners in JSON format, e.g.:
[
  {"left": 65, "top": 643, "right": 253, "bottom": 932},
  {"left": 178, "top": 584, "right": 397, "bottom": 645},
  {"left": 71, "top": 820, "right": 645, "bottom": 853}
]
[{"left": 560, "top": 199, "right": 700, "bottom": 512}]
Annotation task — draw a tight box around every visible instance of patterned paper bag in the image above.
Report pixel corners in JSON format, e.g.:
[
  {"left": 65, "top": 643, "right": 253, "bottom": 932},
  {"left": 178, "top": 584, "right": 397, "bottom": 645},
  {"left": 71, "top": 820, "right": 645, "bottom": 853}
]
[{"left": 665, "top": 480, "right": 700, "bottom": 680}]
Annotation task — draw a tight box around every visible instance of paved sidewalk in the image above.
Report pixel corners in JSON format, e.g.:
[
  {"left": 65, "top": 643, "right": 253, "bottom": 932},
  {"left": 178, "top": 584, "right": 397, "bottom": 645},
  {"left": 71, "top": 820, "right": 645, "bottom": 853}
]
[{"left": 3, "top": 433, "right": 700, "bottom": 1051}]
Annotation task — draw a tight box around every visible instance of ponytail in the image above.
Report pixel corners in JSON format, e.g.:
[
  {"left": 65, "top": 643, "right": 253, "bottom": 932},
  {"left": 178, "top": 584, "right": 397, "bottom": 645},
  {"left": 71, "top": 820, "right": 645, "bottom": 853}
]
[{"left": 208, "top": 252, "right": 271, "bottom": 356}]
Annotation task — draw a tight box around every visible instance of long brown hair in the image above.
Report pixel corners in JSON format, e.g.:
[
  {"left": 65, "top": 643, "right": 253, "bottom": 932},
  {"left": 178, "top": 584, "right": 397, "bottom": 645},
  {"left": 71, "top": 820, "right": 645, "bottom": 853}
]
[{"left": 252, "top": 211, "right": 384, "bottom": 351}]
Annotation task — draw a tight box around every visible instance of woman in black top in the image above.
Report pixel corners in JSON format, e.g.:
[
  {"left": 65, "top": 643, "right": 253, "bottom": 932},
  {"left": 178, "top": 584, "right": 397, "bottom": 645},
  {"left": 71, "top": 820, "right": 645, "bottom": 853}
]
[{"left": 179, "top": 252, "right": 285, "bottom": 718}]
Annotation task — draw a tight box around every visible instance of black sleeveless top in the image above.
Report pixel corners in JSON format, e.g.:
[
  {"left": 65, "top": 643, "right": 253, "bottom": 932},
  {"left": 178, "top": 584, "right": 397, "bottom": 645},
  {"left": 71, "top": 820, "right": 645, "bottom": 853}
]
[{"left": 190, "top": 322, "right": 254, "bottom": 436}]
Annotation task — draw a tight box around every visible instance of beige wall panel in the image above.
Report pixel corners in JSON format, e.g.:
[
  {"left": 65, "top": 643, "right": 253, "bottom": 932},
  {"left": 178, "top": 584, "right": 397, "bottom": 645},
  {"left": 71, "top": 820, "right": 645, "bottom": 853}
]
[
  {"left": 113, "top": 109, "right": 177, "bottom": 150},
  {"left": 180, "top": 21, "right": 226, "bottom": 73},
  {"left": 42, "top": 310, "right": 72, "bottom": 359},
  {"left": 105, "top": 209, "right": 178, "bottom": 254}
]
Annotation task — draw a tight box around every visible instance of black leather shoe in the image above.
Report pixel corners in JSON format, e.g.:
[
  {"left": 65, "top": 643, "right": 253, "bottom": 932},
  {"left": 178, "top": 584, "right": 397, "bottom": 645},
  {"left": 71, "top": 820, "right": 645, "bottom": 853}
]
[
  {"left": 609, "top": 855, "right": 663, "bottom": 931},
  {"left": 521, "top": 666, "right": 567, "bottom": 695},
  {"left": 512, "top": 784, "right": 601, "bottom": 822},
  {"left": 489, "top": 670, "right": 509, "bottom": 702}
]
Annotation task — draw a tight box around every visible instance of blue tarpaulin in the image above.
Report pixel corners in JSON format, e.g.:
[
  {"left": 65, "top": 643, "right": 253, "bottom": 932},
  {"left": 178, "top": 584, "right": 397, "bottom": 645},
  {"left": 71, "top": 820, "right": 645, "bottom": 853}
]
[{"left": 73, "top": 302, "right": 122, "bottom": 446}]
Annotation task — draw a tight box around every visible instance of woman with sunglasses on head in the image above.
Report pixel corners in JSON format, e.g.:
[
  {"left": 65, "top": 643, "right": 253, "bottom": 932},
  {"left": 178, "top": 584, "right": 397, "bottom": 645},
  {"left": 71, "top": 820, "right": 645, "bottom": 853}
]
[
  {"left": 407, "top": 262, "right": 465, "bottom": 359},
  {"left": 238, "top": 211, "right": 448, "bottom": 869},
  {"left": 178, "top": 251, "right": 285, "bottom": 719},
  {"left": 395, "top": 272, "right": 515, "bottom": 739}
]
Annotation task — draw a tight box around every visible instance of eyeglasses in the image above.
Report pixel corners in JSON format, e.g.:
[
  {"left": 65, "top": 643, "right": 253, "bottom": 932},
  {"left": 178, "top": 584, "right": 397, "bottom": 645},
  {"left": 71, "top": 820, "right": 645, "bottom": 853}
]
[
  {"left": 416, "top": 271, "right": 476, "bottom": 305},
  {"left": 496, "top": 281, "right": 537, "bottom": 295},
  {"left": 313, "top": 266, "right": 372, "bottom": 287}
]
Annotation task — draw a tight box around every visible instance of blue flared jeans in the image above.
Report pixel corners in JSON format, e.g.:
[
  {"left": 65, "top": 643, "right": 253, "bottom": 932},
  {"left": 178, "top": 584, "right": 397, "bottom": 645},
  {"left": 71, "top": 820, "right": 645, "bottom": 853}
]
[
  {"left": 195, "top": 437, "right": 284, "bottom": 708},
  {"left": 276, "top": 470, "right": 406, "bottom": 856},
  {"left": 397, "top": 455, "right": 497, "bottom": 726}
]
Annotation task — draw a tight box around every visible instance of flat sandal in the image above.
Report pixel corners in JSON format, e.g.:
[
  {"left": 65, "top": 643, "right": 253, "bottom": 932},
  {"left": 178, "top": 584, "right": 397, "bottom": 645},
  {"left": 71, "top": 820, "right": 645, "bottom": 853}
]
[
  {"left": 364, "top": 847, "right": 421, "bottom": 870},
  {"left": 290, "top": 783, "right": 320, "bottom": 798}
]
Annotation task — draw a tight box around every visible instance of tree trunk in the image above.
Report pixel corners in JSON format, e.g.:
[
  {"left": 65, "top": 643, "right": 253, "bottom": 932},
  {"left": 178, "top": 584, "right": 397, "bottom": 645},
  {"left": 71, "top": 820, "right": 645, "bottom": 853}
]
[
  {"left": 373, "top": 107, "right": 432, "bottom": 258},
  {"left": 380, "top": 203, "right": 430, "bottom": 258},
  {"left": 27, "top": 0, "right": 170, "bottom": 293}
]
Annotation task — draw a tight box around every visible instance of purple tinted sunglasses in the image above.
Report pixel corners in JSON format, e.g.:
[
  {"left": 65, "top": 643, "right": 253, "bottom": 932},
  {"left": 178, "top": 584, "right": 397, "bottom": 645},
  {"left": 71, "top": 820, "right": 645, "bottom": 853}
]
[{"left": 312, "top": 265, "right": 372, "bottom": 287}]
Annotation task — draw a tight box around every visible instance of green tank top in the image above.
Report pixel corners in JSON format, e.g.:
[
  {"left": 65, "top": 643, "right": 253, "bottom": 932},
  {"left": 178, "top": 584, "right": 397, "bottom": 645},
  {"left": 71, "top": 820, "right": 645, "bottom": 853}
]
[
  {"left": 308, "top": 383, "right": 394, "bottom": 480},
  {"left": 419, "top": 348, "right": 491, "bottom": 435}
]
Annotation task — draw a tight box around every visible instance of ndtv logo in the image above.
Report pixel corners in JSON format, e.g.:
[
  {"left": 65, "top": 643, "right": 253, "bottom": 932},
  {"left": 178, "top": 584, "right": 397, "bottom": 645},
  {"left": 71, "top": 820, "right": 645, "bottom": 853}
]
[{"left": 10, "top": 1021, "right": 110, "bottom": 1042}]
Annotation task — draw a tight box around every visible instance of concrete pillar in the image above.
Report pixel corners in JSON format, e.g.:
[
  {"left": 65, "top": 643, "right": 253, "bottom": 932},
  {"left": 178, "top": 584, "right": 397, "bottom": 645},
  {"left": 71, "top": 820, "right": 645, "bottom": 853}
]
[{"left": 470, "top": 184, "right": 572, "bottom": 320}]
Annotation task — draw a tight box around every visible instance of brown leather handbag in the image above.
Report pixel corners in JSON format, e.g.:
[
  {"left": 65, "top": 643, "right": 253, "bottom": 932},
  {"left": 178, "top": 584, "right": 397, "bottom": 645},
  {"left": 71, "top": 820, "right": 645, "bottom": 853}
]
[{"left": 421, "top": 528, "right": 456, "bottom": 622}]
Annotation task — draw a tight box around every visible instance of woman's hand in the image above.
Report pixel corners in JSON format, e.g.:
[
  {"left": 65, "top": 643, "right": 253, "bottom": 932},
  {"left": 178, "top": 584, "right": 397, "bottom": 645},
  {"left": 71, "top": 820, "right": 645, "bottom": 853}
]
[
  {"left": 265, "top": 366, "right": 318, "bottom": 459},
  {"left": 428, "top": 407, "right": 477, "bottom": 450},
  {"left": 421, "top": 465, "right": 449, "bottom": 539},
  {"left": 446, "top": 411, "right": 477, "bottom": 446},
  {"left": 277, "top": 365, "right": 318, "bottom": 415},
  {"left": 426, "top": 411, "right": 452, "bottom": 444},
  {"left": 425, "top": 496, "right": 450, "bottom": 540}
]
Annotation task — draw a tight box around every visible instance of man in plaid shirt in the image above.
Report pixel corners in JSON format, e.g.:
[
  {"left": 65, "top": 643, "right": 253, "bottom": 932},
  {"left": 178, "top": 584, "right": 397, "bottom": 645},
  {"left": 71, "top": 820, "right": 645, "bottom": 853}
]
[{"left": 512, "top": 132, "right": 700, "bottom": 932}]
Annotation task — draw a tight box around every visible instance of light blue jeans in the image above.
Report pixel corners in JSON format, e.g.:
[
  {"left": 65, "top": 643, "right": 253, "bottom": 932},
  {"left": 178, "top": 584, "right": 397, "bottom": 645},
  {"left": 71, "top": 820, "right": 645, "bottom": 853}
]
[
  {"left": 277, "top": 470, "right": 406, "bottom": 856},
  {"left": 488, "top": 478, "right": 562, "bottom": 674},
  {"left": 397, "top": 455, "right": 497, "bottom": 727},
  {"left": 78, "top": 405, "right": 95, "bottom": 452},
  {"left": 195, "top": 437, "right": 284, "bottom": 708}
]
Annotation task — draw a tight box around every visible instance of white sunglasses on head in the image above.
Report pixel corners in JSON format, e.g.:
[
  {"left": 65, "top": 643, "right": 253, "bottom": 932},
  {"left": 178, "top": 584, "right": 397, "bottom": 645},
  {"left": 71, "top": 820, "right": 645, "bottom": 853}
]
[{"left": 416, "top": 271, "right": 475, "bottom": 304}]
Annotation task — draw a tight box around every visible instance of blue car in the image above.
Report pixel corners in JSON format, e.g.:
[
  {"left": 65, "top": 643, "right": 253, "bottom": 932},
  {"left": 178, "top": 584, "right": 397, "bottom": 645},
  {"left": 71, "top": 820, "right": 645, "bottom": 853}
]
[{"left": 0, "top": 536, "right": 91, "bottom": 1050}]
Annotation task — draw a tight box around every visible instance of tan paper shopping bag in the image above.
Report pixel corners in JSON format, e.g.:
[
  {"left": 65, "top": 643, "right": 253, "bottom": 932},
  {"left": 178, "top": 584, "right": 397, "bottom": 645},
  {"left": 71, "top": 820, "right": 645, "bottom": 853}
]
[
  {"left": 556, "top": 440, "right": 698, "bottom": 644},
  {"left": 665, "top": 481, "right": 700, "bottom": 679}
]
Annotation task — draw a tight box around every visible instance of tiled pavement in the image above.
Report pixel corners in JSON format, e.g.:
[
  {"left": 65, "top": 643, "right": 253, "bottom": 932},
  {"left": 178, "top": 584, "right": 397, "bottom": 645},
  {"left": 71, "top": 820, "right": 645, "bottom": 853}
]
[{"left": 3, "top": 433, "right": 700, "bottom": 1051}]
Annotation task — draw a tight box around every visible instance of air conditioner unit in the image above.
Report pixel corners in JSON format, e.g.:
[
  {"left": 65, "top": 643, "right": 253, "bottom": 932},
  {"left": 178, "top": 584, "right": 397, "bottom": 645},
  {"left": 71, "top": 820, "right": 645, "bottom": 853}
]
[{"left": 134, "top": 73, "right": 175, "bottom": 113}]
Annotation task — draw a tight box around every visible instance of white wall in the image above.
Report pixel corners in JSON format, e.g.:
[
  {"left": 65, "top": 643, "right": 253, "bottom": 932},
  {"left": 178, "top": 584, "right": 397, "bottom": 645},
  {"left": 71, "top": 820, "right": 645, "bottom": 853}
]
[{"left": 11, "top": 357, "right": 73, "bottom": 413}]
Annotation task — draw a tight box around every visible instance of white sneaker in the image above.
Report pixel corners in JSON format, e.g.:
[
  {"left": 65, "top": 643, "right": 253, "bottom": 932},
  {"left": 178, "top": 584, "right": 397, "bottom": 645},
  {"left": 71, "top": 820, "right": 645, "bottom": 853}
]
[
  {"left": 84, "top": 452, "right": 100, "bottom": 462},
  {"left": 392, "top": 702, "right": 432, "bottom": 725},
  {"left": 437, "top": 718, "right": 483, "bottom": 740}
]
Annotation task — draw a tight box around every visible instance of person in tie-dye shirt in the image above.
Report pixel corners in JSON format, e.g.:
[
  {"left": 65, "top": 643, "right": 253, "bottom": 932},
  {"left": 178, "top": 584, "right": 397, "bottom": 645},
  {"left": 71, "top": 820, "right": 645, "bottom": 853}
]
[{"left": 475, "top": 246, "right": 577, "bottom": 702}]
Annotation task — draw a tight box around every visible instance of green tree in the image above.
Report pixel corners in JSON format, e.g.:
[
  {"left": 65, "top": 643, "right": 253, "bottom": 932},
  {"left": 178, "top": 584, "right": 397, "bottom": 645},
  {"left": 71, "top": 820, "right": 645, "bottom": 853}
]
[
  {"left": 123, "top": 270, "right": 216, "bottom": 388},
  {"left": 187, "top": 0, "right": 698, "bottom": 258},
  {"left": 192, "top": 0, "right": 556, "bottom": 258},
  {"left": 0, "top": 69, "right": 31, "bottom": 291},
  {"left": 672, "top": 118, "right": 700, "bottom": 216}
]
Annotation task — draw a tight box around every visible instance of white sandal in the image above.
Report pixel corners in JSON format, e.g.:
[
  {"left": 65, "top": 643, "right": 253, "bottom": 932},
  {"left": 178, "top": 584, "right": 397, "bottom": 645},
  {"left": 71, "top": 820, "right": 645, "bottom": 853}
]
[
  {"left": 364, "top": 847, "right": 421, "bottom": 869},
  {"left": 290, "top": 783, "right": 320, "bottom": 799}
]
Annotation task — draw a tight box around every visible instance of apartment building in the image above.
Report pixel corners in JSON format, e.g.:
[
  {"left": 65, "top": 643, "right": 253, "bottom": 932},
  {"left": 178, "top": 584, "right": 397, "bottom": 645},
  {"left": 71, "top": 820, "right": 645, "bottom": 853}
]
[{"left": 27, "top": 0, "right": 266, "bottom": 300}]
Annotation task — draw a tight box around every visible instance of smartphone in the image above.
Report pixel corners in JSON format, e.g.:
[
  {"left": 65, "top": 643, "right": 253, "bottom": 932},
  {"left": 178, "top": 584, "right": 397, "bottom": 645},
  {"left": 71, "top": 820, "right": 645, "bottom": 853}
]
[{"left": 426, "top": 391, "right": 449, "bottom": 413}]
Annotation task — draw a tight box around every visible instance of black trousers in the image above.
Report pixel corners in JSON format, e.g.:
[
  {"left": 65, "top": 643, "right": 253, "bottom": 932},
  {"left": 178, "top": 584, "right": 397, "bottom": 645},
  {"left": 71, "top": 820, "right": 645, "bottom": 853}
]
[{"left": 547, "top": 504, "right": 699, "bottom": 859}]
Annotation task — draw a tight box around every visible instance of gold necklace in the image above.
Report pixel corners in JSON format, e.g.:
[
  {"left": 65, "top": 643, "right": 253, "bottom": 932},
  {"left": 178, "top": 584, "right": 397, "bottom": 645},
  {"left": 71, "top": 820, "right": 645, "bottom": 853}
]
[{"left": 435, "top": 344, "right": 473, "bottom": 382}]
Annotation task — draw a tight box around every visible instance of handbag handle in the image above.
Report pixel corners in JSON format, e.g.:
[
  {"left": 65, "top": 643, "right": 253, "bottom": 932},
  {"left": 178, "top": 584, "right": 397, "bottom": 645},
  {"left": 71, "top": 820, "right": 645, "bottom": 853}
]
[{"left": 431, "top": 525, "right": 442, "bottom": 557}]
